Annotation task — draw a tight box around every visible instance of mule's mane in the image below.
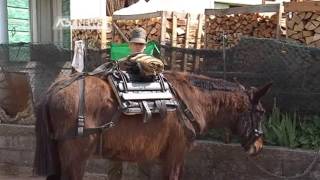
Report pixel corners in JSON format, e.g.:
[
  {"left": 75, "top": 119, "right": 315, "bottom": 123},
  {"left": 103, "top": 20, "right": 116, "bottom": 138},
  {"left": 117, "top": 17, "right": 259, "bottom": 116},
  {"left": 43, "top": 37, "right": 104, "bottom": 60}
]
[
  {"left": 163, "top": 71, "right": 250, "bottom": 132},
  {"left": 189, "top": 75, "right": 243, "bottom": 92},
  {"left": 165, "top": 72, "right": 244, "bottom": 92}
]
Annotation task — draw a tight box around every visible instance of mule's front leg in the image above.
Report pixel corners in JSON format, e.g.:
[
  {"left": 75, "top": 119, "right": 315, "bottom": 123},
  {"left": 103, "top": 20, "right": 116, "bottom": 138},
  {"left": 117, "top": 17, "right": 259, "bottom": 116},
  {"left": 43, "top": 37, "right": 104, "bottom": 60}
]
[{"left": 162, "top": 161, "right": 184, "bottom": 180}]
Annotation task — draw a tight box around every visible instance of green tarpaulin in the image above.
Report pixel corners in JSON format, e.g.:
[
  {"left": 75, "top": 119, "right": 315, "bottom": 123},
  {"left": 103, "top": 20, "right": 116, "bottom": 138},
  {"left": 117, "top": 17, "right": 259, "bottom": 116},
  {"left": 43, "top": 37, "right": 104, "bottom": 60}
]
[{"left": 110, "top": 41, "right": 160, "bottom": 61}]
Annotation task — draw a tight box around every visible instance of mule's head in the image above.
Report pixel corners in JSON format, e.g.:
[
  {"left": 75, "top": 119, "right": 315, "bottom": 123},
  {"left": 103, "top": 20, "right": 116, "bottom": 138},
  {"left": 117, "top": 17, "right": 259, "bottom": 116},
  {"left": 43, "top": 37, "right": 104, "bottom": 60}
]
[{"left": 236, "top": 82, "right": 272, "bottom": 155}]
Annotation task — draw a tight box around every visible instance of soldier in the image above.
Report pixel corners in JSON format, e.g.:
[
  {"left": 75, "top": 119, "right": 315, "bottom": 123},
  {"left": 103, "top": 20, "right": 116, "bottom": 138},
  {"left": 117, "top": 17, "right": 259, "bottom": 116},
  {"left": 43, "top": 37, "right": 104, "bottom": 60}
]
[
  {"left": 119, "top": 27, "right": 164, "bottom": 78},
  {"left": 128, "top": 27, "right": 147, "bottom": 54}
]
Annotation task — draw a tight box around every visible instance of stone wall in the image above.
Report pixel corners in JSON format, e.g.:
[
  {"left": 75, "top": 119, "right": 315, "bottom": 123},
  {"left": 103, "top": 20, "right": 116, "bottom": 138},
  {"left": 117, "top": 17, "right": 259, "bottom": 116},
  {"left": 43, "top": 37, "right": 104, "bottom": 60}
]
[{"left": 0, "top": 124, "right": 319, "bottom": 180}]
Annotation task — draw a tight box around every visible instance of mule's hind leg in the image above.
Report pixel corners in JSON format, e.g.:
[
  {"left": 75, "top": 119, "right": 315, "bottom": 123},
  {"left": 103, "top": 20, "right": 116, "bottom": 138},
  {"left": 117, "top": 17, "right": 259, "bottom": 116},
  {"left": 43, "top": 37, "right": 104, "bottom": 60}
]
[
  {"left": 58, "top": 137, "right": 97, "bottom": 180},
  {"left": 107, "top": 160, "right": 123, "bottom": 180},
  {"left": 47, "top": 174, "right": 60, "bottom": 180}
]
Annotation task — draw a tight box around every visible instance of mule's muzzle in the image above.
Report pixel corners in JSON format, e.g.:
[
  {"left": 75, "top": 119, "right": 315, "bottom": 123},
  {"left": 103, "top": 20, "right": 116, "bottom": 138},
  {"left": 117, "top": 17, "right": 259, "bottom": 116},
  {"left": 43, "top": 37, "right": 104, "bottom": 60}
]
[{"left": 242, "top": 129, "right": 264, "bottom": 155}]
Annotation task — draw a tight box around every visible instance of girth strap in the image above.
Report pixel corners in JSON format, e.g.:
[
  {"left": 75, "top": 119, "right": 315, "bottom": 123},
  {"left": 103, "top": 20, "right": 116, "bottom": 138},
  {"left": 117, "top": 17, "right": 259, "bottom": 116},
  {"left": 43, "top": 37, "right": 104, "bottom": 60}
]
[{"left": 51, "top": 108, "right": 122, "bottom": 141}]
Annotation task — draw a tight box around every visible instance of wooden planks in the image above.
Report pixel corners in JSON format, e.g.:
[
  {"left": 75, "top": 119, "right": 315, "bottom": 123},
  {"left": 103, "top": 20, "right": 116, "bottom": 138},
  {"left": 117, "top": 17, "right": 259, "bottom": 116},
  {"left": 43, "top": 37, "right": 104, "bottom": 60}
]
[
  {"left": 284, "top": 1, "right": 320, "bottom": 13},
  {"left": 112, "top": 11, "right": 162, "bottom": 20},
  {"left": 205, "top": 4, "right": 280, "bottom": 16}
]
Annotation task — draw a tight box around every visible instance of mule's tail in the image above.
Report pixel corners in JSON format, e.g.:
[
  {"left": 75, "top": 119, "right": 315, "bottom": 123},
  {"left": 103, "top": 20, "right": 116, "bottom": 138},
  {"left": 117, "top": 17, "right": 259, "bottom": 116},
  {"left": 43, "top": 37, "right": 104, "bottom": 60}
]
[{"left": 33, "top": 97, "right": 60, "bottom": 177}]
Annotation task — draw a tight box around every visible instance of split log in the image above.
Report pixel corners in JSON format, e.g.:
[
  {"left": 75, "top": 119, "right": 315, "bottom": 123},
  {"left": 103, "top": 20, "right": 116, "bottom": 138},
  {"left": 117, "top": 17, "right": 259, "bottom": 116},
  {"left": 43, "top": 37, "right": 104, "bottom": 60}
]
[
  {"left": 286, "top": 12, "right": 320, "bottom": 47},
  {"left": 206, "top": 13, "right": 278, "bottom": 49}
]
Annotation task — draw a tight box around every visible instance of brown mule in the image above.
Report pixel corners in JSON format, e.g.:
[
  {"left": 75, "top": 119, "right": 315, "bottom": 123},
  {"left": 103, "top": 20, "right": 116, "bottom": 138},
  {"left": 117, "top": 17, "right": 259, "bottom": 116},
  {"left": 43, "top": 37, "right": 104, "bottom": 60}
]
[{"left": 33, "top": 71, "right": 271, "bottom": 180}]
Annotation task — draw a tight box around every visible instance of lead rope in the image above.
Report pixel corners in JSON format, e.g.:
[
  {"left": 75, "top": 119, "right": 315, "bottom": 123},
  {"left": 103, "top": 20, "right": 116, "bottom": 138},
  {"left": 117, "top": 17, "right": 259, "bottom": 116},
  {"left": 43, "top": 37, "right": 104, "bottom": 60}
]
[{"left": 246, "top": 148, "right": 320, "bottom": 179}]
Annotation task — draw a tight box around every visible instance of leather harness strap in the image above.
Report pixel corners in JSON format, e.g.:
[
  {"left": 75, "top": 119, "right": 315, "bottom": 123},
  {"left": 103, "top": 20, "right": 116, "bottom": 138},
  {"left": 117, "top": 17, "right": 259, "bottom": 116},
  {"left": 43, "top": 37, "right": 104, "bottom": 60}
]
[
  {"left": 165, "top": 80, "right": 201, "bottom": 139},
  {"left": 49, "top": 62, "right": 199, "bottom": 144},
  {"left": 49, "top": 62, "right": 119, "bottom": 141},
  {"left": 77, "top": 76, "right": 85, "bottom": 136},
  {"left": 51, "top": 107, "right": 121, "bottom": 141}
]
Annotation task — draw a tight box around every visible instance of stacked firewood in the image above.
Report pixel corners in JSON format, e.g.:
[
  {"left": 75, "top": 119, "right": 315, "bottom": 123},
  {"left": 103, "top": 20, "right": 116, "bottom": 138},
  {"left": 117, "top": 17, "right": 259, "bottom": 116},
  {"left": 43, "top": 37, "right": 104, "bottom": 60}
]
[
  {"left": 286, "top": 12, "right": 320, "bottom": 47},
  {"left": 113, "top": 18, "right": 161, "bottom": 43},
  {"left": 206, "top": 13, "right": 278, "bottom": 49},
  {"left": 165, "top": 18, "right": 200, "bottom": 48},
  {"left": 71, "top": 18, "right": 112, "bottom": 49}
]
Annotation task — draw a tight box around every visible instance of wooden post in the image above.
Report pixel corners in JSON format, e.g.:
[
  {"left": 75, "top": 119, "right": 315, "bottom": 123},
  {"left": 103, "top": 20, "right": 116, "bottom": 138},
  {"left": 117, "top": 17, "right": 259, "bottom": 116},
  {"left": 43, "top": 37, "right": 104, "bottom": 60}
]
[
  {"left": 204, "top": 15, "right": 208, "bottom": 48},
  {"left": 101, "top": 18, "right": 108, "bottom": 49},
  {"left": 171, "top": 12, "right": 177, "bottom": 70},
  {"left": 160, "top": 11, "right": 167, "bottom": 67},
  {"left": 160, "top": 11, "right": 167, "bottom": 45},
  {"left": 183, "top": 13, "right": 190, "bottom": 71},
  {"left": 276, "top": 4, "right": 282, "bottom": 39},
  {"left": 196, "top": 14, "right": 203, "bottom": 49},
  {"left": 112, "top": 22, "right": 129, "bottom": 43},
  {"left": 194, "top": 14, "right": 203, "bottom": 73}
]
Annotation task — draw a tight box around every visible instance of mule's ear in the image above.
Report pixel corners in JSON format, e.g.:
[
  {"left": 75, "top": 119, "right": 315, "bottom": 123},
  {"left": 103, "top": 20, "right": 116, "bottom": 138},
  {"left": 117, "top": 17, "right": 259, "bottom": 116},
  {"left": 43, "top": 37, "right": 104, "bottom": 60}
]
[{"left": 252, "top": 82, "right": 272, "bottom": 104}]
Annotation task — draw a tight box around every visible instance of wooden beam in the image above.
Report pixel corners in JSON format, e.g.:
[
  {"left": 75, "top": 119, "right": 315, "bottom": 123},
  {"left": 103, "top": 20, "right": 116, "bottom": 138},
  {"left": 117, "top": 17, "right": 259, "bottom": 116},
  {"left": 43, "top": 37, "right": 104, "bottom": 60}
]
[
  {"left": 276, "top": 5, "right": 283, "bottom": 39},
  {"left": 196, "top": 14, "right": 203, "bottom": 49},
  {"left": 194, "top": 14, "right": 203, "bottom": 72},
  {"left": 112, "top": 22, "right": 129, "bottom": 43},
  {"left": 205, "top": 4, "right": 280, "bottom": 16},
  {"left": 164, "top": 11, "right": 187, "bottom": 19},
  {"left": 284, "top": 1, "right": 320, "bottom": 12},
  {"left": 184, "top": 13, "right": 191, "bottom": 48},
  {"left": 112, "top": 11, "right": 162, "bottom": 20},
  {"left": 183, "top": 13, "right": 191, "bottom": 72},
  {"left": 204, "top": 15, "right": 208, "bottom": 48},
  {"left": 171, "top": 13, "right": 177, "bottom": 70},
  {"left": 101, "top": 18, "right": 107, "bottom": 49},
  {"left": 160, "top": 11, "right": 167, "bottom": 45},
  {"left": 171, "top": 13, "right": 177, "bottom": 47}
]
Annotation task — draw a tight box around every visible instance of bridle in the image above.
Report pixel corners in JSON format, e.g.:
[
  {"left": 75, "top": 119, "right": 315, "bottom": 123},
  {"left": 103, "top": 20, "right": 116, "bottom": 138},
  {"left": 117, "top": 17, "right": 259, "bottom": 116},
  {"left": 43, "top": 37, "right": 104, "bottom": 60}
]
[{"left": 240, "top": 99, "right": 265, "bottom": 150}]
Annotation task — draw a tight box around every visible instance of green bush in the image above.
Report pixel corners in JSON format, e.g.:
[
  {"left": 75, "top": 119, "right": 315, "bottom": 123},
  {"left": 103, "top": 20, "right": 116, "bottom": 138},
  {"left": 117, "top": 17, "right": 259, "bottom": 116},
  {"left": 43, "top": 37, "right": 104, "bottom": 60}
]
[
  {"left": 200, "top": 100, "right": 320, "bottom": 150},
  {"left": 263, "top": 104, "right": 298, "bottom": 148},
  {"left": 297, "top": 115, "right": 320, "bottom": 149}
]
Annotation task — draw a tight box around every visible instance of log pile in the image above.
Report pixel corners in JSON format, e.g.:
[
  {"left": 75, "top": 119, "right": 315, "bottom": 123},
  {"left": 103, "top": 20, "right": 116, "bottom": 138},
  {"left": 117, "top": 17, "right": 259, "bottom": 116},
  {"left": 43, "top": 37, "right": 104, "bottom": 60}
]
[
  {"left": 113, "top": 14, "right": 204, "bottom": 49},
  {"left": 286, "top": 12, "right": 320, "bottom": 47},
  {"left": 206, "top": 13, "right": 278, "bottom": 49},
  {"left": 165, "top": 18, "right": 201, "bottom": 48},
  {"left": 71, "top": 18, "right": 112, "bottom": 49},
  {"left": 113, "top": 18, "right": 162, "bottom": 43}
]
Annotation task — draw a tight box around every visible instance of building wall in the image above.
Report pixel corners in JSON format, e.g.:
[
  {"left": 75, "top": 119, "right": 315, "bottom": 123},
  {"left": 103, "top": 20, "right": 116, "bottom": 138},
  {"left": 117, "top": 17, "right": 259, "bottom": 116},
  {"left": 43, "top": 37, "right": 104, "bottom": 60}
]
[
  {"left": 7, "top": 0, "right": 31, "bottom": 43},
  {"left": 32, "top": 0, "right": 70, "bottom": 46}
]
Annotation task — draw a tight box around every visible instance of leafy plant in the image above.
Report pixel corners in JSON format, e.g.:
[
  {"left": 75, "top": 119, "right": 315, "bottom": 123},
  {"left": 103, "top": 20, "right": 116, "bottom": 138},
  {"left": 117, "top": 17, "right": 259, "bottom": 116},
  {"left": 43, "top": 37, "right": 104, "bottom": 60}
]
[
  {"left": 297, "top": 115, "right": 320, "bottom": 149},
  {"left": 263, "top": 103, "right": 299, "bottom": 148}
]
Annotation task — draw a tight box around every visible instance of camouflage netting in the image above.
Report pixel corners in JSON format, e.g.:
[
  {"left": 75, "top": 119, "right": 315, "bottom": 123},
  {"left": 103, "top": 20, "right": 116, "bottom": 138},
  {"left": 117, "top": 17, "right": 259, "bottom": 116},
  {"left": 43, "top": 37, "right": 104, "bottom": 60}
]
[
  {"left": 0, "top": 43, "right": 109, "bottom": 124},
  {"left": 162, "top": 37, "right": 320, "bottom": 114},
  {"left": 0, "top": 37, "right": 320, "bottom": 126}
]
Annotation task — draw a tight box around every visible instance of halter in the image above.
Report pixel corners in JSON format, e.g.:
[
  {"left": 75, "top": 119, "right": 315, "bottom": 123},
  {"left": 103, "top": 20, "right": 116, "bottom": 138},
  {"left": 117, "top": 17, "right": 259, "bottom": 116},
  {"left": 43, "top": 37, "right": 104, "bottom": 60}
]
[{"left": 241, "top": 102, "right": 265, "bottom": 150}]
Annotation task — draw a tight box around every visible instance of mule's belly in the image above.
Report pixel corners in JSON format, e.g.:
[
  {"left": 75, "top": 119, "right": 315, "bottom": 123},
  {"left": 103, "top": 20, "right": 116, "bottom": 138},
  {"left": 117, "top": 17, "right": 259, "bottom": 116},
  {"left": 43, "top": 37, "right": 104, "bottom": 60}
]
[{"left": 100, "top": 114, "right": 175, "bottom": 162}]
